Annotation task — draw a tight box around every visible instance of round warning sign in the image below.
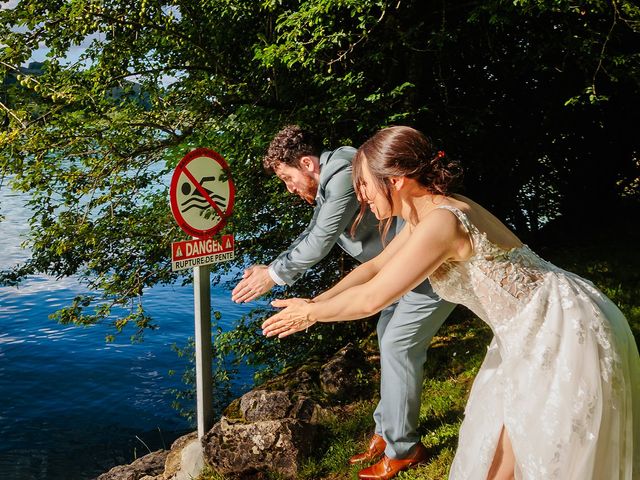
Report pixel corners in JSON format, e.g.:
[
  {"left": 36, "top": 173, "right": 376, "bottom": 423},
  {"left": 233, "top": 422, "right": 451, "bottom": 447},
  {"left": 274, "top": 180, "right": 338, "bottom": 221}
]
[{"left": 170, "top": 148, "right": 235, "bottom": 238}]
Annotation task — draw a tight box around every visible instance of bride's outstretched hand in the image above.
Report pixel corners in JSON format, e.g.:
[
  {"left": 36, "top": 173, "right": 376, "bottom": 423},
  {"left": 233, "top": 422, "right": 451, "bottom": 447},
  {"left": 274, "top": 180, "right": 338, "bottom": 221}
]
[{"left": 261, "top": 298, "right": 316, "bottom": 338}]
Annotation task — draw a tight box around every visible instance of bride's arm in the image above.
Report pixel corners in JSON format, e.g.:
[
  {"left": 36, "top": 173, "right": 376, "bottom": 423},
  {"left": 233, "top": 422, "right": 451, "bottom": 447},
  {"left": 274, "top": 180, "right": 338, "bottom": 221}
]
[
  {"left": 313, "top": 223, "right": 412, "bottom": 302},
  {"left": 262, "top": 209, "right": 467, "bottom": 337}
]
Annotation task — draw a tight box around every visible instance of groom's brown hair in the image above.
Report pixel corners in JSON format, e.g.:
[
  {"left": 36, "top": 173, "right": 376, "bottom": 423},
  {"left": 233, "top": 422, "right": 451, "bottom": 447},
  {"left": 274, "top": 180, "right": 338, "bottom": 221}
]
[{"left": 263, "top": 125, "right": 323, "bottom": 173}]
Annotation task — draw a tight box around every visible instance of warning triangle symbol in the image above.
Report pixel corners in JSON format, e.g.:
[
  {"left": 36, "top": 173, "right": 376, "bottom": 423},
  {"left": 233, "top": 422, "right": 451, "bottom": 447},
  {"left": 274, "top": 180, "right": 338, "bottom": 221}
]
[
  {"left": 225, "top": 238, "right": 232, "bottom": 249},
  {"left": 176, "top": 246, "right": 183, "bottom": 257}
]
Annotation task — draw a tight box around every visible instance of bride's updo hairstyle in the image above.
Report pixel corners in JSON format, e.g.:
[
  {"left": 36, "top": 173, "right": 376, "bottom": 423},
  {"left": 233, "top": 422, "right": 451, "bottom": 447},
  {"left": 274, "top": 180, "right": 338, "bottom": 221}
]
[{"left": 351, "top": 126, "right": 462, "bottom": 240}]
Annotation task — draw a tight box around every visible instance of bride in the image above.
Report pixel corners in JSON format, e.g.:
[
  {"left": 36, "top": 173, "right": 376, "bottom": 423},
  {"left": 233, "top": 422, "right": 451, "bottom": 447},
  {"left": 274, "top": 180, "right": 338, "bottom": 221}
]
[{"left": 261, "top": 126, "right": 640, "bottom": 479}]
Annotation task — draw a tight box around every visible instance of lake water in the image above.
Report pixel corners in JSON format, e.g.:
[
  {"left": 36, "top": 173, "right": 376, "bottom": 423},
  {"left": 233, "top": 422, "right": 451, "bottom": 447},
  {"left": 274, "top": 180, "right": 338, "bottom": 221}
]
[{"left": 0, "top": 186, "right": 257, "bottom": 479}]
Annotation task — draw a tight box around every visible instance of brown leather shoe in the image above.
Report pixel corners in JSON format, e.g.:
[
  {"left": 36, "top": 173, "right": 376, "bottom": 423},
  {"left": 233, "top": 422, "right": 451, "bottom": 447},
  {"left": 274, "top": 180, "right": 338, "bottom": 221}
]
[
  {"left": 348, "top": 434, "right": 387, "bottom": 465},
  {"left": 357, "top": 443, "right": 429, "bottom": 479}
]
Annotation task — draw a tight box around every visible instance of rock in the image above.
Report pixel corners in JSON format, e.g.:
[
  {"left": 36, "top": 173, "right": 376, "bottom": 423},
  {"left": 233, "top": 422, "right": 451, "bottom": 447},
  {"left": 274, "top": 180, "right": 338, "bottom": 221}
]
[
  {"left": 202, "top": 416, "right": 317, "bottom": 479},
  {"left": 95, "top": 450, "right": 168, "bottom": 480},
  {"left": 162, "top": 432, "right": 204, "bottom": 480},
  {"left": 319, "top": 343, "right": 365, "bottom": 399},
  {"left": 240, "top": 390, "right": 292, "bottom": 421},
  {"left": 289, "top": 396, "right": 320, "bottom": 423},
  {"left": 204, "top": 389, "right": 321, "bottom": 478},
  {"left": 238, "top": 389, "right": 321, "bottom": 424}
]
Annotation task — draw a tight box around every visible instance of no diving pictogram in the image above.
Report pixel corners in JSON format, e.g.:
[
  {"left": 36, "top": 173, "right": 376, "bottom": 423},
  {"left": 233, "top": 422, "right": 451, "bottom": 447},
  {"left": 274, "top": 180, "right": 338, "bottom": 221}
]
[{"left": 170, "top": 148, "right": 235, "bottom": 238}]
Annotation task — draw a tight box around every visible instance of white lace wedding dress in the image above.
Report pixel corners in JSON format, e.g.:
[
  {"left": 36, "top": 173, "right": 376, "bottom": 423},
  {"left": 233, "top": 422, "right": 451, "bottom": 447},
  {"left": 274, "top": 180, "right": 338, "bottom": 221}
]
[{"left": 429, "top": 206, "right": 640, "bottom": 480}]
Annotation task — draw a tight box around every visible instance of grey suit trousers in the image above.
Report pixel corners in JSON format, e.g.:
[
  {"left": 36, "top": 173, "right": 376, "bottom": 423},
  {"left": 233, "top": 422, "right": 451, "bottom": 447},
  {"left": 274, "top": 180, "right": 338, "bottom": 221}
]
[{"left": 374, "top": 289, "right": 456, "bottom": 458}]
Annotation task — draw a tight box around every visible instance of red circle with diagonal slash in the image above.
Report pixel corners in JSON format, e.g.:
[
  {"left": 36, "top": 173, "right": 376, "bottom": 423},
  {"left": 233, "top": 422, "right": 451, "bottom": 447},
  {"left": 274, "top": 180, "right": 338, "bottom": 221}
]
[{"left": 170, "top": 148, "right": 235, "bottom": 238}]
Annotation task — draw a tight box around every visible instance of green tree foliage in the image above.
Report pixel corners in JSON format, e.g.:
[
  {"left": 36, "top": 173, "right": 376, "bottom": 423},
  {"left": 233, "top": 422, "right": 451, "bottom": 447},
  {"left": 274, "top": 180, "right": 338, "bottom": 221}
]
[{"left": 1, "top": 0, "right": 639, "bottom": 357}]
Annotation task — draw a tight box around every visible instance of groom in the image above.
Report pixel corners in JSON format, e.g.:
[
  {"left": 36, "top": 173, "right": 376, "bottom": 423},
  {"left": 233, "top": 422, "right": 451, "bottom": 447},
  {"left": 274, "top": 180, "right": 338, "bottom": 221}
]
[{"left": 232, "top": 125, "right": 455, "bottom": 479}]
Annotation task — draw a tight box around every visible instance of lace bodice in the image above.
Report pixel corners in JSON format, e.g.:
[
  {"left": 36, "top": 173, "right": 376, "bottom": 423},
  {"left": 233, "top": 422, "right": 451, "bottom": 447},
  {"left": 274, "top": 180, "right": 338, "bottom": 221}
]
[{"left": 430, "top": 205, "right": 558, "bottom": 324}]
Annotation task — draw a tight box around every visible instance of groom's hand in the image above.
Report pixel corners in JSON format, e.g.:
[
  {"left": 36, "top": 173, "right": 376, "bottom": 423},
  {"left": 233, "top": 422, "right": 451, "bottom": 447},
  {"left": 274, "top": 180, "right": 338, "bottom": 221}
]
[{"left": 231, "top": 265, "right": 275, "bottom": 303}]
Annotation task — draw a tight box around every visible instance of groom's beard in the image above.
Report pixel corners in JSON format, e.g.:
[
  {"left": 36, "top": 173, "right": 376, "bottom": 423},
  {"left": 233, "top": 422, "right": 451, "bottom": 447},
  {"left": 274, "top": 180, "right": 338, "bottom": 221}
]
[{"left": 297, "top": 175, "right": 318, "bottom": 204}]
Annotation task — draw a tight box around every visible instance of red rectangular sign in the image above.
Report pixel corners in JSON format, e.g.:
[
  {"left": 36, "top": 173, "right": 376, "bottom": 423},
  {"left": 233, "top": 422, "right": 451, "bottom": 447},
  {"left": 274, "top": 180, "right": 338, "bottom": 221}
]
[{"left": 171, "top": 234, "right": 234, "bottom": 271}]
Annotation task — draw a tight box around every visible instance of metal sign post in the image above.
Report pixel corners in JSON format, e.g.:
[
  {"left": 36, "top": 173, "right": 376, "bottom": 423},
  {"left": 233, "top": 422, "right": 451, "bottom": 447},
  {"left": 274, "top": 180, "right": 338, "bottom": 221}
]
[
  {"left": 169, "top": 148, "right": 236, "bottom": 439},
  {"left": 193, "top": 264, "right": 213, "bottom": 438}
]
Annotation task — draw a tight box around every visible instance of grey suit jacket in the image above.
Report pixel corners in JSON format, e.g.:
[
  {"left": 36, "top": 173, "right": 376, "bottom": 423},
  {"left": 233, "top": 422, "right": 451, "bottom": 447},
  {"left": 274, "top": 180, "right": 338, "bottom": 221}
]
[{"left": 269, "top": 146, "right": 386, "bottom": 286}]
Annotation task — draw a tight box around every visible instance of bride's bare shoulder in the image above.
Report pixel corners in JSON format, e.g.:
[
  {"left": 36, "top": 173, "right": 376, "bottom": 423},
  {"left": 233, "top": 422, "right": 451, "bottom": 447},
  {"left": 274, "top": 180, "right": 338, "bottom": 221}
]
[{"left": 416, "top": 204, "right": 474, "bottom": 261}]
